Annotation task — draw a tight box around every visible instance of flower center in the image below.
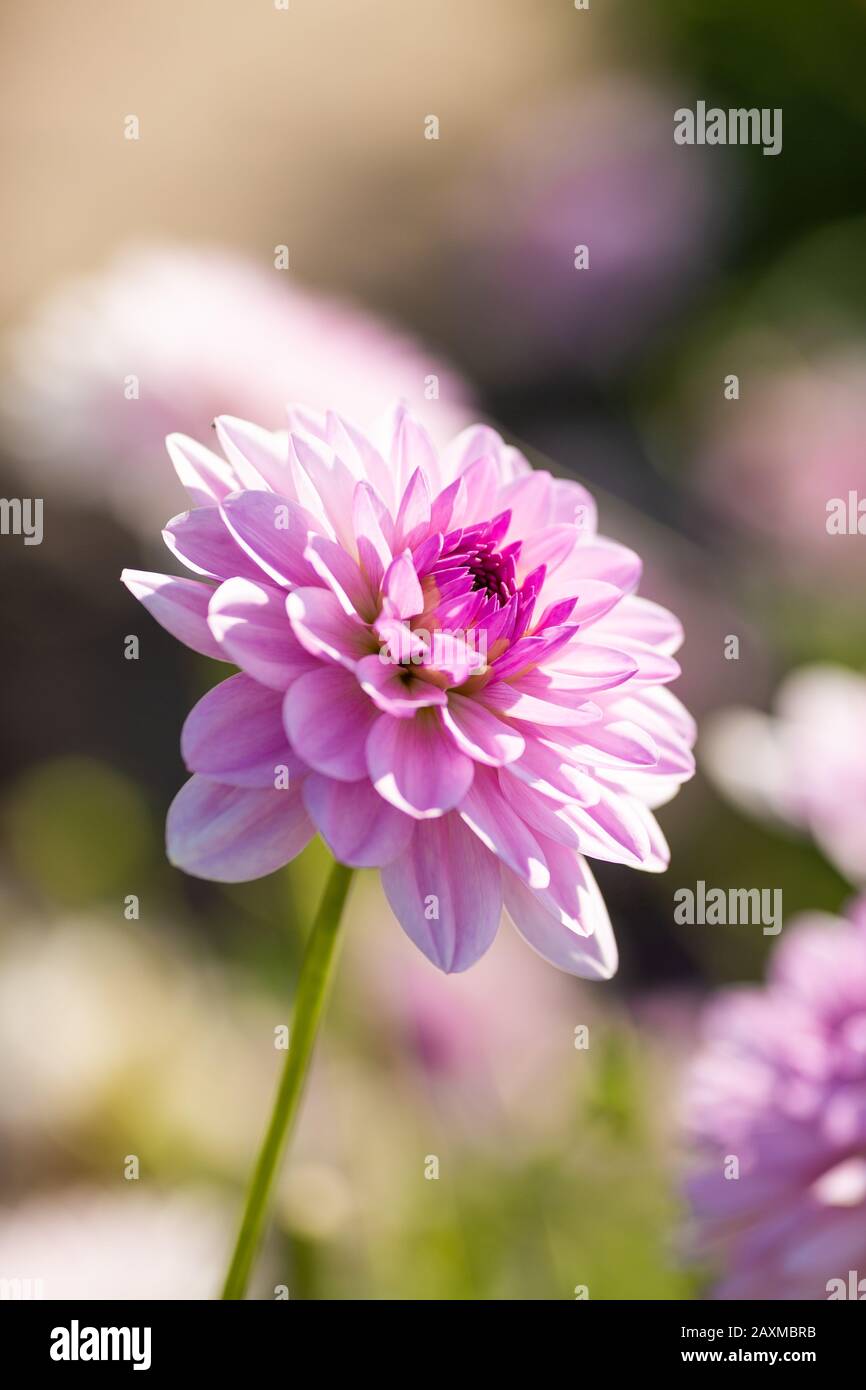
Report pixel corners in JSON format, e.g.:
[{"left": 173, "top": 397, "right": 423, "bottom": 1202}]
[
  {"left": 467, "top": 546, "right": 516, "bottom": 600},
  {"left": 397, "top": 509, "right": 547, "bottom": 687},
  {"left": 425, "top": 514, "right": 520, "bottom": 609}
]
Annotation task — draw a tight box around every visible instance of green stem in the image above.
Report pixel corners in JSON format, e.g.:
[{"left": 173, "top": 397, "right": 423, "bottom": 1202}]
[{"left": 221, "top": 859, "right": 354, "bottom": 1299}]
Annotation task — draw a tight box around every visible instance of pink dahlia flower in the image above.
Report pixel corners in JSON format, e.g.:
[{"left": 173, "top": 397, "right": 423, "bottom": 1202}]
[
  {"left": 682, "top": 897, "right": 866, "bottom": 1300},
  {"left": 122, "top": 406, "right": 695, "bottom": 976},
  {"left": 702, "top": 665, "right": 866, "bottom": 884}
]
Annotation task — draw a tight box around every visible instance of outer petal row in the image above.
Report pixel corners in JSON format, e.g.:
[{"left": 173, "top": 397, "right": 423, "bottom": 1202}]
[{"left": 166, "top": 776, "right": 313, "bottom": 881}]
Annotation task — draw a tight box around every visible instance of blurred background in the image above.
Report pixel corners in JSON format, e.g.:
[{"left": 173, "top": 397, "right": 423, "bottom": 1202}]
[{"left": 0, "top": 0, "right": 864, "bottom": 1300}]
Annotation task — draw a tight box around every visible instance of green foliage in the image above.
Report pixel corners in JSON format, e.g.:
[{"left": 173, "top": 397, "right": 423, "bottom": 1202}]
[{"left": 4, "top": 756, "right": 154, "bottom": 908}]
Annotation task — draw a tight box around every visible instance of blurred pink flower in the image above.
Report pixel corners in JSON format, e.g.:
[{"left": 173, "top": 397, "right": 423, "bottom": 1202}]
[
  {"left": 2, "top": 244, "right": 471, "bottom": 530},
  {"left": 451, "top": 79, "right": 724, "bottom": 383},
  {"left": 682, "top": 896, "right": 866, "bottom": 1300},
  {"left": 697, "top": 349, "right": 866, "bottom": 571},
  {"left": 702, "top": 665, "right": 866, "bottom": 883},
  {"left": 353, "top": 900, "right": 580, "bottom": 1111},
  {"left": 123, "top": 406, "right": 695, "bottom": 976}
]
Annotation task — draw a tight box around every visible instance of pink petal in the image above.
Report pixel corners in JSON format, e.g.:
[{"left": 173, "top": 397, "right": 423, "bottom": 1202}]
[
  {"left": 440, "top": 423, "right": 508, "bottom": 480},
  {"left": 305, "top": 533, "right": 376, "bottom": 619},
  {"left": 595, "top": 696, "right": 696, "bottom": 777},
  {"left": 628, "top": 685, "right": 697, "bottom": 745},
  {"left": 374, "top": 615, "right": 428, "bottom": 666},
  {"left": 284, "top": 665, "right": 378, "bottom": 781},
  {"left": 352, "top": 481, "right": 393, "bottom": 590},
  {"left": 516, "top": 523, "right": 577, "bottom": 581},
  {"left": 500, "top": 768, "right": 665, "bottom": 869},
  {"left": 394, "top": 467, "right": 432, "bottom": 548},
  {"left": 163, "top": 508, "right": 265, "bottom": 582},
  {"left": 478, "top": 680, "right": 602, "bottom": 728},
  {"left": 499, "top": 471, "right": 553, "bottom": 539},
  {"left": 285, "top": 403, "right": 327, "bottom": 436},
  {"left": 208, "top": 577, "right": 318, "bottom": 691},
  {"left": 541, "top": 539, "right": 642, "bottom": 603},
  {"left": 167, "top": 775, "right": 313, "bottom": 882},
  {"left": 214, "top": 415, "right": 292, "bottom": 494},
  {"left": 381, "top": 813, "right": 502, "bottom": 972},
  {"left": 527, "top": 644, "right": 639, "bottom": 693},
  {"left": 458, "top": 455, "right": 499, "bottom": 523},
  {"left": 498, "top": 772, "right": 587, "bottom": 848},
  {"left": 548, "top": 477, "right": 597, "bottom": 534},
  {"left": 600, "top": 769, "right": 683, "bottom": 810},
  {"left": 290, "top": 431, "right": 358, "bottom": 551},
  {"left": 381, "top": 403, "right": 440, "bottom": 496},
  {"left": 489, "top": 626, "right": 578, "bottom": 681},
  {"left": 285, "top": 429, "right": 337, "bottom": 524},
  {"left": 500, "top": 736, "right": 601, "bottom": 806},
  {"left": 440, "top": 691, "right": 525, "bottom": 766},
  {"left": 181, "top": 673, "right": 302, "bottom": 787},
  {"left": 624, "top": 796, "right": 671, "bottom": 868},
  {"left": 121, "top": 569, "right": 227, "bottom": 662},
  {"left": 366, "top": 709, "right": 475, "bottom": 818},
  {"left": 592, "top": 594, "right": 684, "bottom": 656},
  {"left": 429, "top": 475, "right": 467, "bottom": 534},
  {"left": 559, "top": 786, "right": 664, "bottom": 869},
  {"left": 356, "top": 654, "right": 448, "bottom": 716},
  {"left": 166, "top": 433, "right": 239, "bottom": 508},
  {"left": 502, "top": 847, "right": 618, "bottom": 980},
  {"left": 563, "top": 718, "right": 661, "bottom": 768},
  {"left": 416, "top": 628, "right": 485, "bottom": 686},
  {"left": 381, "top": 551, "right": 424, "bottom": 619},
  {"left": 286, "top": 586, "right": 375, "bottom": 669},
  {"left": 536, "top": 579, "right": 623, "bottom": 630},
  {"left": 458, "top": 767, "right": 549, "bottom": 888},
  {"left": 617, "top": 642, "right": 681, "bottom": 686},
  {"left": 325, "top": 412, "right": 396, "bottom": 510},
  {"left": 302, "top": 773, "right": 413, "bottom": 867},
  {"left": 220, "top": 490, "right": 320, "bottom": 588}
]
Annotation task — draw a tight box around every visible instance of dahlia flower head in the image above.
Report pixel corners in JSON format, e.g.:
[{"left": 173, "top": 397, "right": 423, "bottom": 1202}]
[
  {"left": 702, "top": 665, "right": 866, "bottom": 884},
  {"left": 682, "top": 896, "right": 866, "bottom": 1300},
  {"left": 122, "top": 405, "right": 695, "bottom": 977}
]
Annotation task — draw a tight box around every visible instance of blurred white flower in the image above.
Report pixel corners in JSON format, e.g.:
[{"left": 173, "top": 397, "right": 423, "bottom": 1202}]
[
  {"left": 0, "top": 913, "right": 375, "bottom": 1249},
  {"left": 0, "top": 919, "right": 188, "bottom": 1133},
  {"left": 0, "top": 1187, "right": 233, "bottom": 1300},
  {"left": 702, "top": 665, "right": 866, "bottom": 882},
  {"left": 0, "top": 917, "right": 275, "bottom": 1173},
  {"left": 1, "top": 244, "right": 473, "bottom": 531}
]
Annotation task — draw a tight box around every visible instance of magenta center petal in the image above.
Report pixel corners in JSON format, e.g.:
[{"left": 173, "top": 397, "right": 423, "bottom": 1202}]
[{"left": 423, "top": 513, "right": 520, "bottom": 607}]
